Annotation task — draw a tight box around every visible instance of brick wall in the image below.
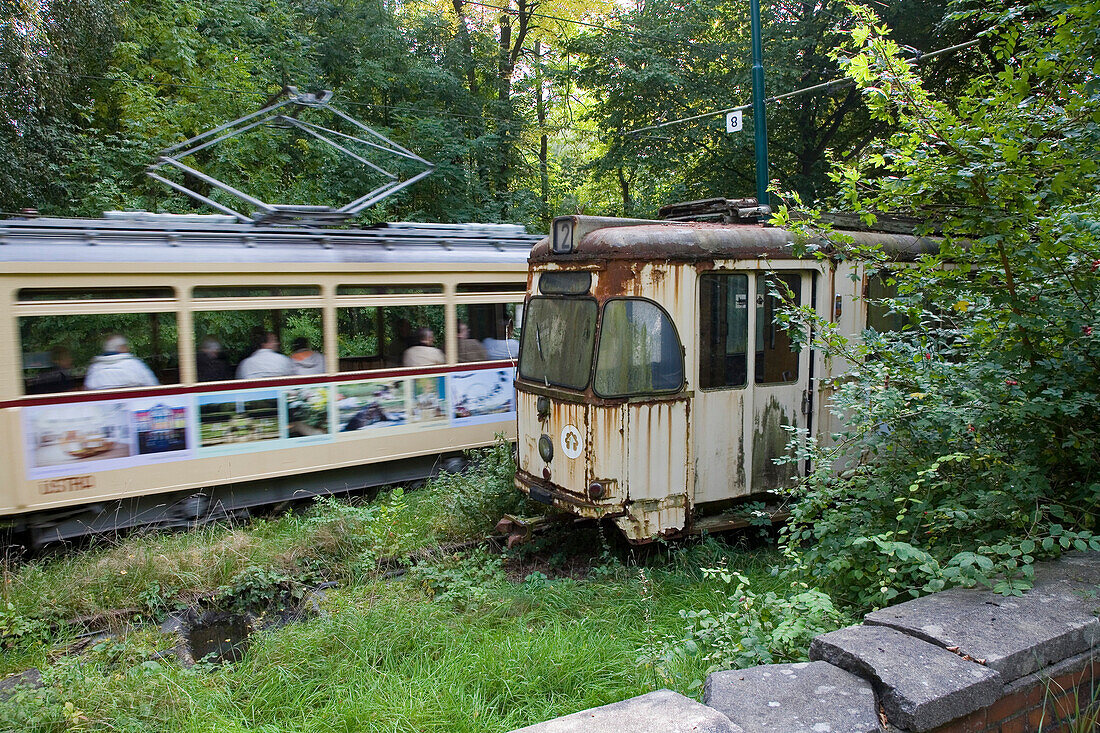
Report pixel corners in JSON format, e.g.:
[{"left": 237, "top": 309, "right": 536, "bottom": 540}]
[{"left": 931, "top": 650, "right": 1099, "bottom": 733}]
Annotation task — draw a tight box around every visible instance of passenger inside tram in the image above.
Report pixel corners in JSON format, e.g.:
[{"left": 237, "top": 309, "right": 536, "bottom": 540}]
[
  {"left": 196, "top": 337, "right": 232, "bottom": 382},
  {"left": 84, "top": 334, "right": 160, "bottom": 390},
  {"left": 457, "top": 322, "right": 487, "bottom": 362},
  {"left": 402, "top": 328, "right": 445, "bottom": 367},
  {"left": 290, "top": 337, "right": 325, "bottom": 375},
  {"left": 236, "top": 332, "right": 296, "bottom": 379}
]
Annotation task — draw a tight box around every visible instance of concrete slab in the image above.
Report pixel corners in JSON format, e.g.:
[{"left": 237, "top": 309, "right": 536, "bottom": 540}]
[
  {"left": 509, "top": 689, "right": 743, "bottom": 733},
  {"left": 809, "top": 624, "right": 1001, "bottom": 732},
  {"left": 0, "top": 668, "right": 42, "bottom": 702},
  {"left": 864, "top": 577, "right": 1100, "bottom": 683},
  {"left": 705, "top": 661, "right": 880, "bottom": 732},
  {"left": 1035, "top": 551, "right": 1100, "bottom": 586}
]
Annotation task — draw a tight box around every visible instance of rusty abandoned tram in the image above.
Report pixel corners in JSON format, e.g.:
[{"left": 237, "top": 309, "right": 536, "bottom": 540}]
[{"left": 512, "top": 205, "right": 937, "bottom": 543}]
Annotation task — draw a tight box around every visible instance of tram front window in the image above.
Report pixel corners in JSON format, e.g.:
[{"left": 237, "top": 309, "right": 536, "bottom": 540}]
[
  {"left": 594, "top": 299, "right": 683, "bottom": 398},
  {"left": 518, "top": 297, "right": 598, "bottom": 390}
]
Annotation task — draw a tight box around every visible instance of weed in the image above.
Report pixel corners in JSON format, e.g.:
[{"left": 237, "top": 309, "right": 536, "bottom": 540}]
[
  {"left": 410, "top": 548, "right": 507, "bottom": 610},
  {"left": 647, "top": 568, "right": 847, "bottom": 690},
  {"left": 0, "top": 601, "right": 49, "bottom": 650},
  {"left": 431, "top": 439, "right": 541, "bottom": 538},
  {"left": 214, "top": 565, "right": 304, "bottom": 615}
]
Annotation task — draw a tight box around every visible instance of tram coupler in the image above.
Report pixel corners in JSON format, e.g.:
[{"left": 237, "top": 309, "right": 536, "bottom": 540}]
[{"left": 494, "top": 514, "right": 549, "bottom": 548}]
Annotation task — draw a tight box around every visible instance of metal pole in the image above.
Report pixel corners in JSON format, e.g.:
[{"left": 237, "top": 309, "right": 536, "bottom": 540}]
[{"left": 750, "top": 0, "right": 769, "bottom": 206}]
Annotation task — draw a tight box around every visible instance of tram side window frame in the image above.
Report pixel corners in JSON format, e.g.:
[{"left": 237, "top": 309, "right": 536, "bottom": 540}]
[
  {"left": 17, "top": 288, "right": 182, "bottom": 395},
  {"left": 698, "top": 272, "right": 750, "bottom": 390},
  {"left": 335, "top": 283, "right": 448, "bottom": 373},
  {"left": 755, "top": 273, "right": 802, "bottom": 385}
]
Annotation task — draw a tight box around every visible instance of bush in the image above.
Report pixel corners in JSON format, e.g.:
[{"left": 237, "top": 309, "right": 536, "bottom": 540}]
[
  {"left": 431, "top": 438, "right": 539, "bottom": 538},
  {"left": 771, "top": 0, "right": 1100, "bottom": 610},
  {"left": 647, "top": 569, "right": 845, "bottom": 689}
]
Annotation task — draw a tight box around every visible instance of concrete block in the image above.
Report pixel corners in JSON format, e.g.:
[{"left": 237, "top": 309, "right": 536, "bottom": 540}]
[
  {"left": 1035, "top": 551, "right": 1100, "bottom": 587},
  {"left": 864, "top": 574, "right": 1100, "bottom": 683},
  {"left": 509, "top": 689, "right": 743, "bottom": 733},
  {"left": 0, "top": 668, "right": 42, "bottom": 702},
  {"left": 810, "top": 624, "right": 1001, "bottom": 732},
  {"left": 705, "top": 661, "right": 881, "bottom": 732}
]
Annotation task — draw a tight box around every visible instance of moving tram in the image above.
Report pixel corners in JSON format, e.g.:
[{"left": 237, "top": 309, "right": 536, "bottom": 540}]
[
  {"left": 513, "top": 212, "right": 936, "bottom": 542},
  {"left": 0, "top": 213, "right": 539, "bottom": 545}
]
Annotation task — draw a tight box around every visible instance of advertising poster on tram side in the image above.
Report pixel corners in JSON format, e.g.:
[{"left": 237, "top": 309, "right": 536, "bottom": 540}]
[
  {"left": 283, "top": 385, "right": 333, "bottom": 442},
  {"left": 409, "top": 376, "right": 448, "bottom": 427},
  {"left": 196, "top": 389, "right": 282, "bottom": 455},
  {"left": 130, "top": 398, "right": 190, "bottom": 456},
  {"left": 23, "top": 401, "right": 133, "bottom": 478},
  {"left": 335, "top": 378, "right": 408, "bottom": 433},
  {"left": 22, "top": 396, "right": 195, "bottom": 479},
  {"left": 448, "top": 368, "right": 516, "bottom": 426}
]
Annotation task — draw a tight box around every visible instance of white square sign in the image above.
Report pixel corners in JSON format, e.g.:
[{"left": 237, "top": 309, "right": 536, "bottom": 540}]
[{"left": 726, "top": 110, "right": 743, "bottom": 133}]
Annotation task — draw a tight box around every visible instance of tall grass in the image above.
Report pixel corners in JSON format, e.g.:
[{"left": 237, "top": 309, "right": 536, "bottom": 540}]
[{"left": 0, "top": 447, "right": 788, "bottom": 731}]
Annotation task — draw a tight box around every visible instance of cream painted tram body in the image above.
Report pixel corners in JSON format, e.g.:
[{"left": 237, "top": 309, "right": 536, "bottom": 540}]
[
  {"left": 1, "top": 214, "right": 539, "bottom": 544},
  {"left": 514, "top": 215, "right": 936, "bottom": 543}
]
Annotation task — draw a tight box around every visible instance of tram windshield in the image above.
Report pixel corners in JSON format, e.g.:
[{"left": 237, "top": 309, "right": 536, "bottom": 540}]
[
  {"left": 519, "top": 297, "right": 598, "bottom": 389},
  {"left": 594, "top": 299, "right": 683, "bottom": 397}
]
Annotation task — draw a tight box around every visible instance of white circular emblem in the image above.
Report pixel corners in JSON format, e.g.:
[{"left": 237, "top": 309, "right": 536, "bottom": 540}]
[{"left": 560, "top": 424, "right": 583, "bottom": 459}]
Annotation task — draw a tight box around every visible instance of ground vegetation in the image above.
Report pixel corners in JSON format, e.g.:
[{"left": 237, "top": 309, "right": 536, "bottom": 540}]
[{"left": 0, "top": 447, "right": 799, "bottom": 731}]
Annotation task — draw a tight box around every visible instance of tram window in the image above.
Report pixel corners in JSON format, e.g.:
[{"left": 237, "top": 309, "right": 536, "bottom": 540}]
[
  {"left": 756, "top": 274, "right": 801, "bottom": 385},
  {"left": 539, "top": 271, "right": 591, "bottom": 295},
  {"left": 20, "top": 313, "right": 179, "bottom": 393},
  {"left": 519, "top": 297, "right": 598, "bottom": 390},
  {"left": 699, "top": 274, "right": 749, "bottom": 389},
  {"left": 337, "top": 284, "right": 443, "bottom": 295},
  {"left": 337, "top": 305, "right": 445, "bottom": 371},
  {"left": 18, "top": 287, "right": 174, "bottom": 301},
  {"left": 865, "top": 271, "right": 908, "bottom": 332},
  {"left": 193, "top": 308, "right": 322, "bottom": 380},
  {"left": 456, "top": 283, "right": 526, "bottom": 294},
  {"left": 456, "top": 302, "right": 523, "bottom": 362},
  {"left": 193, "top": 286, "right": 320, "bottom": 298},
  {"left": 594, "top": 299, "right": 683, "bottom": 398}
]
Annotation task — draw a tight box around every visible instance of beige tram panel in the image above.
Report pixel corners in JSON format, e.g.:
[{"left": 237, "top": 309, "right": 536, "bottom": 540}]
[
  {"left": 7, "top": 420, "right": 511, "bottom": 516},
  {"left": 1, "top": 260, "right": 526, "bottom": 517}
]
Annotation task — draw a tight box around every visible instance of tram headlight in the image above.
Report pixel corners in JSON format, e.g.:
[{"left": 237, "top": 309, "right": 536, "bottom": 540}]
[
  {"left": 588, "top": 482, "right": 605, "bottom": 500},
  {"left": 536, "top": 396, "right": 550, "bottom": 420},
  {"left": 538, "top": 434, "right": 554, "bottom": 463}
]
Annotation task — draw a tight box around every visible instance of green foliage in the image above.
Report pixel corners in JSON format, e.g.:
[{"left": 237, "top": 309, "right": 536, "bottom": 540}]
[
  {"left": 294, "top": 490, "right": 413, "bottom": 576},
  {"left": 431, "top": 438, "right": 538, "bottom": 538},
  {"left": 771, "top": 0, "right": 1100, "bottom": 610},
  {"left": 568, "top": 0, "right": 960, "bottom": 214},
  {"left": 0, "top": 602, "right": 50, "bottom": 650},
  {"left": 648, "top": 570, "right": 845, "bottom": 688},
  {"left": 214, "top": 565, "right": 303, "bottom": 614},
  {"left": 410, "top": 548, "right": 507, "bottom": 609}
]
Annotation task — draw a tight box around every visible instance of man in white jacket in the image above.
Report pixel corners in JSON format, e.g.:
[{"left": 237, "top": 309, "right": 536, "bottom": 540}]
[
  {"left": 237, "top": 332, "right": 296, "bottom": 379},
  {"left": 84, "top": 335, "right": 160, "bottom": 390}
]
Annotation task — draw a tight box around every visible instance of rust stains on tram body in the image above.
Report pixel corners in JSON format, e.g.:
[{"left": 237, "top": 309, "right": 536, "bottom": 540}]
[{"left": 514, "top": 215, "right": 938, "bottom": 543}]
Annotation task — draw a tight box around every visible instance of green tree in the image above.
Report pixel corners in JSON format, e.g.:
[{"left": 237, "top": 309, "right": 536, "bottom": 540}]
[
  {"left": 775, "top": 0, "right": 1100, "bottom": 609},
  {"left": 569, "top": 0, "right": 961, "bottom": 215}
]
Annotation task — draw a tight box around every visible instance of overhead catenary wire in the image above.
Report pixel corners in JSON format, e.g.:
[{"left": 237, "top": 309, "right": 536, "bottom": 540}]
[
  {"left": 625, "top": 38, "right": 982, "bottom": 135},
  {"left": 0, "top": 73, "right": 601, "bottom": 134}
]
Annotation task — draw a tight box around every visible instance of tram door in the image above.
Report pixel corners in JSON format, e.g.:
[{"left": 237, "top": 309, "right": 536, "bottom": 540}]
[{"left": 694, "top": 270, "right": 812, "bottom": 505}]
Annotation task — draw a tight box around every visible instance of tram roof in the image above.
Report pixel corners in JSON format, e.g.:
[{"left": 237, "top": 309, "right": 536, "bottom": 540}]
[
  {"left": 530, "top": 218, "right": 941, "bottom": 264},
  {"left": 0, "top": 215, "right": 540, "bottom": 265}
]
